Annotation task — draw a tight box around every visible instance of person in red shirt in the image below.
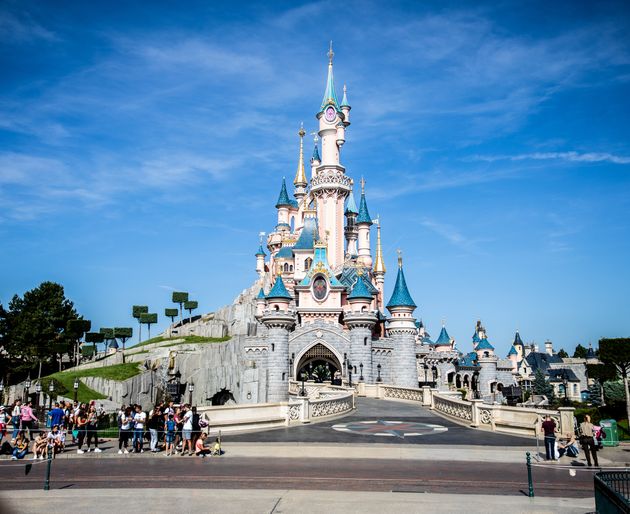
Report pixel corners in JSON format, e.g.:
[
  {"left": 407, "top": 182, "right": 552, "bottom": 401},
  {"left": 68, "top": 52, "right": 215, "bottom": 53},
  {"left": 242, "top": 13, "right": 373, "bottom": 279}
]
[{"left": 540, "top": 415, "right": 557, "bottom": 460}]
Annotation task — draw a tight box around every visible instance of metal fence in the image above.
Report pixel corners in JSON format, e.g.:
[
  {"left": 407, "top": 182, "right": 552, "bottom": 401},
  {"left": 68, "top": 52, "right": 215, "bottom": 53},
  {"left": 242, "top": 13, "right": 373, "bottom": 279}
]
[{"left": 595, "top": 471, "right": 630, "bottom": 514}]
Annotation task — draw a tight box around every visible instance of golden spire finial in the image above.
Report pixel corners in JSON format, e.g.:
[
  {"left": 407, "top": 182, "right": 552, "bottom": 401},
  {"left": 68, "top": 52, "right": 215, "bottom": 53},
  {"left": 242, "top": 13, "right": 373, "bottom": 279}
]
[
  {"left": 373, "top": 215, "right": 386, "bottom": 274},
  {"left": 294, "top": 122, "right": 307, "bottom": 187},
  {"left": 328, "top": 41, "right": 334, "bottom": 64},
  {"left": 397, "top": 248, "right": 403, "bottom": 268},
  {"left": 360, "top": 176, "right": 366, "bottom": 194}
]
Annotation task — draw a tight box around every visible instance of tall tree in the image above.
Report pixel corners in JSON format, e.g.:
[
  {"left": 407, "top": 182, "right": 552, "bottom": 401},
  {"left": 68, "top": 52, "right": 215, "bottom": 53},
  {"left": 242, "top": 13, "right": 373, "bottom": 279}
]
[
  {"left": 84, "top": 332, "right": 105, "bottom": 358},
  {"left": 184, "top": 300, "right": 198, "bottom": 320},
  {"left": 573, "top": 344, "right": 588, "bottom": 359},
  {"left": 165, "top": 308, "right": 178, "bottom": 325},
  {"left": 557, "top": 348, "right": 569, "bottom": 358},
  {"left": 587, "top": 363, "right": 616, "bottom": 407},
  {"left": 132, "top": 305, "right": 148, "bottom": 344},
  {"left": 172, "top": 292, "right": 189, "bottom": 325},
  {"left": 139, "top": 313, "right": 158, "bottom": 340},
  {"left": 114, "top": 327, "right": 133, "bottom": 362},
  {"left": 67, "top": 319, "right": 91, "bottom": 367},
  {"left": 532, "top": 369, "right": 554, "bottom": 400},
  {"left": 599, "top": 338, "right": 630, "bottom": 423},
  {"left": 0, "top": 282, "right": 80, "bottom": 377},
  {"left": 99, "top": 328, "right": 115, "bottom": 352}
]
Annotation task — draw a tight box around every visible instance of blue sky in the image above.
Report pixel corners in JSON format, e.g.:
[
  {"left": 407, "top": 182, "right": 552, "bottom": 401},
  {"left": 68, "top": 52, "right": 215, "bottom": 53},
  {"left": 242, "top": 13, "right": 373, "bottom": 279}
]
[{"left": 1, "top": 0, "right": 629, "bottom": 355}]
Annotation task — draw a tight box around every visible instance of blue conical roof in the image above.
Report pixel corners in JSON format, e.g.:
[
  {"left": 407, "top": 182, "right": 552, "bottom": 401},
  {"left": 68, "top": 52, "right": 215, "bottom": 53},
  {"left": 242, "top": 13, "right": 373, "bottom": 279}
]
[
  {"left": 386, "top": 264, "right": 416, "bottom": 309},
  {"left": 356, "top": 191, "right": 372, "bottom": 225},
  {"left": 348, "top": 276, "right": 374, "bottom": 300},
  {"left": 256, "top": 288, "right": 266, "bottom": 300},
  {"left": 345, "top": 190, "right": 358, "bottom": 215},
  {"left": 255, "top": 244, "right": 266, "bottom": 257},
  {"left": 266, "top": 275, "right": 292, "bottom": 300},
  {"left": 109, "top": 339, "right": 119, "bottom": 349},
  {"left": 340, "top": 85, "right": 350, "bottom": 108},
  {"left": 275, "top": 178, "right": 292, "bottom": 208},
  {"left": 477, "top": 338, "right": 494, "bottom": 351},
  {"left": 320, "top": 54, "right": 340, "bottom": 111},
  {"left": 435, "top": 326, "right": 451, "bottom": 346},
  {"left": 472, "top": 331, "right": 481, "bottom": 343},
  {"left": 312, "top": 143, "right": 320, "bottom": 162},
  {"left": 513, "top": 331, "right": 524, "bottom": 347},
  {"left": 294, "top": 216, "right": 318, "bottom": 250},
  {"left": 508, "top": 345, "right": 518, "bottom": 356}
]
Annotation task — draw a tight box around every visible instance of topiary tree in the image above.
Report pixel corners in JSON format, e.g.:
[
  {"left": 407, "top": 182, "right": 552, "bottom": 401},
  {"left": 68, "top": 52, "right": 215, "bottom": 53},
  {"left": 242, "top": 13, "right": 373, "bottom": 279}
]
[
  {"left": 132, "top": 305, "right": 148, "bottom": 344},
  {"left": 114, "top": 327, "right": 133, "bottom": 362},
  {"left": 165, "top": 308, "right": 178, "bottom": 325},
  {"left": 100, "top": 327, "right": 117, "bottom": 353},
  {"left": 139, "top": 313, "right": 158, "bottom": 340},
  {"left": 84, "top": 332, "right": 105, "bottom": 358},
  {"left": 184, "top": 300, "right": 198, "bottom": 320},
  {"left": 172, "top": 292, "right": 189, "bottom": 325},
  {"left": 599, "top": 338, "right": 630, "bottom": 423},
  {"left": 67, "top": 319, "right": 91, "bottom": 367}
]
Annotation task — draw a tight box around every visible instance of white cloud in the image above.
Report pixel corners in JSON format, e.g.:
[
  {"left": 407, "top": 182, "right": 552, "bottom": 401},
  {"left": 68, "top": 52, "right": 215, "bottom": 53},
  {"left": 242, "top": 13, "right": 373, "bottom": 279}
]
[{"left": 470, "top": 151, "right": 630, "bottom": 165}]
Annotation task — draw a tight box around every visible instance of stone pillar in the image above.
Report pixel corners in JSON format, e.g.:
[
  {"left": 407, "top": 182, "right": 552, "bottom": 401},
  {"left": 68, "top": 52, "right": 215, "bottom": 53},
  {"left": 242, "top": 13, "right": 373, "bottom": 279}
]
[
  {"left": 558, "top": 407, "right": 576, "bottom": 435},
  {"left": 422, "top": 386, "right": 432, "bottom": 406},
  {"left": 387, "top": 330, "right": 418, "bottom": 388},
  {"left": 261, "top": 311, "right": 295, "bottom": 403},
  {"left": 470, "top": 399, "right": 484, "bottom": 427},
  {"left": 345, "top": 313, "right": 377, "bottom": 384}
]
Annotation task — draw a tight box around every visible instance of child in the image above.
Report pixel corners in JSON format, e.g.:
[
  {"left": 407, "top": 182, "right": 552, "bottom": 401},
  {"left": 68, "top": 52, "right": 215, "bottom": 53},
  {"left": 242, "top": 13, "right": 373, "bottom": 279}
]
[
  {"left": 211, "top": 437, "right": 221, "bottom": 456},
  {"left": 195, "top": 433, "right": 210, "bottom": 458},
  {"left": 11, "top": 433, "right": 29, "bottom": 460},
  {"left": 33, "top": 433, "right": 47, "bottom": 460},
  {"left": 164, "top": 413, "right": 176, "bottom": 457},
  {"left": 47, "top": 425, "right": 64, "bottom": 457}
]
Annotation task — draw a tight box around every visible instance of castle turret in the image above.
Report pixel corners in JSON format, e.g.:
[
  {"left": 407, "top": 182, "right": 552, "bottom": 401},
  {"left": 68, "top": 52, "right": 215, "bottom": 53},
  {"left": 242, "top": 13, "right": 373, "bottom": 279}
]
[
  {"left": 507, "top": 345, "right": 518, "bottom": 371},
  {"left": 261, "top": 274, "right": 296, "bottom": 402},
  {"left": 345, "top": 274, "right": 377, "bottom": 383},
  {"left": 386, "top": 252, "right": 417, "bottom": 388},
  {"left": 255, "top": 287, "right": 266, "bottom": 317},
  {"left": 373, "top": 219, "right": 386, "bottom": 310},
  {"left": 310, "top": 137, "right": 320, "bottom": 180},
  {"left": 544, "top": 340, "right": 553, "bottom": 356},
  {"left": 356, "top": 178, "right": 373, "bottom": 268},
  {"left": 344, "top": 189, "right": 358, "bottom": 258},
  {"left": 434, "top": 324, "right": 453, "bottom": 352},
  {"left": 255, "top": 243, "right": 266, "bottom": 276},
  {"left": 293, "top": 125, "right": 308, "bottom": 202},
  {"left": 275, "top": 178, "right": 292, "bottom": 232},
  {"left": 340, "top": 84, "right": 351, "bottom": 125},
  {"left": 513, "top": 330, "right": 525, "bottom": 361}
]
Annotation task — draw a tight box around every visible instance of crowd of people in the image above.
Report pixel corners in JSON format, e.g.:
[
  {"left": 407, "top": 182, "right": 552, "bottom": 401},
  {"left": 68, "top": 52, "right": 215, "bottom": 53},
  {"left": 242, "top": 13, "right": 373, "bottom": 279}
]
[
  {"left": 540, "top": 414, "right": 604, "bottom": 467},
  {"left": 0, "top": 398, "right": 220, "bottom": 460}
]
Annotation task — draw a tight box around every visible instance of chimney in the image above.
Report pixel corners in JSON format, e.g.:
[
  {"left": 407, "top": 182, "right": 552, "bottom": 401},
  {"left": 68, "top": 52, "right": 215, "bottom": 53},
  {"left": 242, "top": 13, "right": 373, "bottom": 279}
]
[{"left": 544, "top": 340, "right": 553, "bottom": 356}]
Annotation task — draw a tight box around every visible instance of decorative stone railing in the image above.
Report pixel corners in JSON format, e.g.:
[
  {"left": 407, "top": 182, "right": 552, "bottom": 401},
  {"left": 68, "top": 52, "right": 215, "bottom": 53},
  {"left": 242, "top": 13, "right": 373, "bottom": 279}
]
[
  {"left": 433, "top": 393, "right": 473, "bottom": 423},
  {"left": 288, "top": 380, "right": 353, "bottom": 399}
]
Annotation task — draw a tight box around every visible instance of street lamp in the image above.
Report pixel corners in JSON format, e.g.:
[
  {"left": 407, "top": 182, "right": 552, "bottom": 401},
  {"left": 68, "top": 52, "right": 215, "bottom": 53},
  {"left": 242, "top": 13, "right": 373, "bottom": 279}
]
[
  {"left": 24, "top": 375, "right": 31, "bottom": 403},
  {"left": 562, "top": 370, "right": 569, "bottom": 406},
  {"left": 188, "top": 382, "right": 194, "bottom": 405},
  {"left": 300, "top": 372, "right": 307, "bottom": 397},
  {"left": 347, "top": 360, "right": 353, "bottom": 387},
  {"left": 359, "top": 363, "right": 364, "bottom": 381},
  {"left": 376, "top": 364, "right": 382, "bottom": 382},
  {"left": 48, "top": 381, "right": 54, "bottom": 409},
  {"left": 35, "top": 382, "right": 42, "bottom": 414},
  {"left": 73, "top": 378, "right": 79, "bottom": 402}
]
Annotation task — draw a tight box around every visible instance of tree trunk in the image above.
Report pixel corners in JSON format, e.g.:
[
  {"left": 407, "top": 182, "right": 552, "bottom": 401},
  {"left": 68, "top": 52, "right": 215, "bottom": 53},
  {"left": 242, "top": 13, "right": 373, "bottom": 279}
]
[
  {"left": 179, "top": 304, "right": 183, "bottom": 326},
  {"left": 37, "top": 360, "right": 42, "bottom": 380},
  {"left": 147, "top": 324, "right": 151, "bottom": 340},
  {"left": 624, "top": 373, "right": 630, "bottom": 424},
  {"left": 138, "top": 322, "right": 142, "bottom": 344}
]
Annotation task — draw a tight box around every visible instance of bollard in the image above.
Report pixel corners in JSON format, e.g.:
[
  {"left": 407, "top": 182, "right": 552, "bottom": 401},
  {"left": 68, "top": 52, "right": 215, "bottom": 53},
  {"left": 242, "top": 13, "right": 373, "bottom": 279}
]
[
  {"left": 44, "top": 445, "right": 53, "bottom": 491},
  {"left": 526, "top": 451, "right": 534, "bottom": 498}
]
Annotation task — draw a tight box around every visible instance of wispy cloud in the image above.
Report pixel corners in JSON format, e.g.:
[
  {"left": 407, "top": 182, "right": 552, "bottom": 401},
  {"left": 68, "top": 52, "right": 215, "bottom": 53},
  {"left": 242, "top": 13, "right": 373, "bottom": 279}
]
[
  {"left": 0, "top": 8, "right": 57, "bottom": 43},
  {"left": 419, "top": 218, "right": 492, "bottom": 255},
  {"left": 469, "top": 151, "right": 630, "bottom": 165}
]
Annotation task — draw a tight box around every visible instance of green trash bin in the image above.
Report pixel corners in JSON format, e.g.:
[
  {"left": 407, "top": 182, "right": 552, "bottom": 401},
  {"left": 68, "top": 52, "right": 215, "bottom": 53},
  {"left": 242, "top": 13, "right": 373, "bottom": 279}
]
[{"left": 600, "top": 419, "right": 619, "bottom": 447}]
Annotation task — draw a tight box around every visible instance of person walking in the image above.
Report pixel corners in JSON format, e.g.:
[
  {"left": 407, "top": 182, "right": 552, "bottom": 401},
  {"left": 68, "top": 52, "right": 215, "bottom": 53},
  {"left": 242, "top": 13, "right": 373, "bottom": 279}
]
[
  {"left": 20, "top": 401, "right": 39, "bottom": 440},
  {"left": 48, "top": 402, "right": 65, "bottom": 430},
  {"left": 118, "top": 407, "right": 132, "bottom": 454},
  {"left": 579, "top": 414, "right": 600, "bottom": 467},
  {"left": 191, "top": 406, "right": 201, "bottom": 448},
  {"left": 10, "top": 400, "right": 22, "bottom": 441},
  {"left": 132, "top": 405, "right": 146, "bottom": 453},
  {"left": 148, "top": 406, "right": 162, "bottom": 453},
  {"left": 75, "top": 405, "right": 88, "bottom": 454},
  {"left": 540, "top": 415, "right": 557, "bottom": 461},
  {"left": 85, "top": 404, "right": 101, "bottom": 453},
  {"left": 181, "top": 405, "right": 193, "bottom": 456}
]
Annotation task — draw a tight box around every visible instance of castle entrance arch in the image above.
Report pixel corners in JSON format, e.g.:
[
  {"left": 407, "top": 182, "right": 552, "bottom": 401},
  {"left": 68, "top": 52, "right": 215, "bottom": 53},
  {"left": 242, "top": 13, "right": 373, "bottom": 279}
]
[{"left": 295, "top": 342, "right": 343, "bottom": 384}]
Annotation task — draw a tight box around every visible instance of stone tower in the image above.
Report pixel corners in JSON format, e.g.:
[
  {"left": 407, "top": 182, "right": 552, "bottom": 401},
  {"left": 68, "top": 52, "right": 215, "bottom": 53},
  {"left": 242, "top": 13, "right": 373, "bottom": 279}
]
[{"left": 345, "top": 274, "right": 378, "bottom": 383}]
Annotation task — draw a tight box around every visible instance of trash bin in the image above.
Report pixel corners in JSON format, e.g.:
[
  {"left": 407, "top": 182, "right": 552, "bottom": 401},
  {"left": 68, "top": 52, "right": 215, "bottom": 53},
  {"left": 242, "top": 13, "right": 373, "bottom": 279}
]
[{"left": 600, "top": 419, "right": 619, "bottom": 447}]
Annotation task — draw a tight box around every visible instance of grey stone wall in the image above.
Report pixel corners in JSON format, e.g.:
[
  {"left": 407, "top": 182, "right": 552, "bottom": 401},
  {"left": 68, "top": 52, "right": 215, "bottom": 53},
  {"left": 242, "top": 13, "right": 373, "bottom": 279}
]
[{"left": 388, "top": 331, "right": 418, "bottom": 388}]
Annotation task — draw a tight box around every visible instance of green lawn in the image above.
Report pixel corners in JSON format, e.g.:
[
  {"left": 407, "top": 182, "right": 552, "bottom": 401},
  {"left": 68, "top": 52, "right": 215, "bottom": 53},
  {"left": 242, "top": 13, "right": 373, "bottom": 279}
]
[
  {"left": 130, "top": 335, "right": 230, "bottom": 349},
  {"left": 42, "top": 363, "right": 143, "bottom": 403}
]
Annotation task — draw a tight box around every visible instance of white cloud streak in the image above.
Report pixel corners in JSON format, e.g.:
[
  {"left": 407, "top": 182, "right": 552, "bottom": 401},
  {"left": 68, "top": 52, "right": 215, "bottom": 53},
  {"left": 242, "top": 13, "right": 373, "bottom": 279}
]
[{"left": 470, "top": 151, "right": 630, "bottom": 165}]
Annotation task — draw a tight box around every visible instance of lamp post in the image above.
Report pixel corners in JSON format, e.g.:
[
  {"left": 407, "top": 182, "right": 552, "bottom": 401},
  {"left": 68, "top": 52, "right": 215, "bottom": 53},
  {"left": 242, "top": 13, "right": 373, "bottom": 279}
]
[
  {"left": 376, "top": 364, "right": 382, "bottom": 383},
  {"left": 35, "top": 382, "right": 42, "bottom": 419},
  {"left": 562, "top": 371, "right": 569, "bottom": 406},
  {"left": 359, "top": 363, "right": 364, "bottom": 382},
  {"left": 48, "top": 381, "right": 54, "bottom": 410},
  {"left": 347, "top": 360, "right": 353, "bottom": 387},
  {"left": 289, "top": 358, "right": 293, "bottom": 379},
  {"left": 73, "top": 378, "right": 79, "bottom": 403},
  {"left": 188, "top": 382, "right": 194, "bottom": 406},
  {"left": 300, "top": 372, "right": 306, "bottom": 397},
  {"left": 24, "top": 376, "right": 31, "bottom": 403}
]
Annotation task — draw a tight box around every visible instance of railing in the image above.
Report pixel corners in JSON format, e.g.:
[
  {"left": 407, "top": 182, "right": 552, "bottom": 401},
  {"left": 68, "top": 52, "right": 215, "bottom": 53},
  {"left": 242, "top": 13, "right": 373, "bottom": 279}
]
[
  {"left": 595, "top": 471, "right": 630, "bottom": 514},
  {"left": 381, "top": 385, "right": 424, "bottom": 402},
  {"left": 288, "top": 380, "right": 352, "bottom": 399},
  {"left": 433, "top": 393, "right": 473, "bottom": 422},
  {"left": 310, "top": 391, "right": 355, "bottom": 419}
]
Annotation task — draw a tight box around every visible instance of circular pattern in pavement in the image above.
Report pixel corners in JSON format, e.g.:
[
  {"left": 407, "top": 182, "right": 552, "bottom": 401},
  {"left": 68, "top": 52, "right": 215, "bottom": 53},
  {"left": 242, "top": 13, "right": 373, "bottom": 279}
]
[{"left": 331, "top": 420, "right": 448, "bottom": 438}]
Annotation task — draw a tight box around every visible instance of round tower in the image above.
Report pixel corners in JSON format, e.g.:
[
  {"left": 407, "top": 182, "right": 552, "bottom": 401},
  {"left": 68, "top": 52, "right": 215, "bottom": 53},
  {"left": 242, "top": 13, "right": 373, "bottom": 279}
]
[
  {"left": 356, "top": 178, "right": 373, "bottom": 268},
  {"left": 345, "top": 274, "right": 377, "bottom": 383}
]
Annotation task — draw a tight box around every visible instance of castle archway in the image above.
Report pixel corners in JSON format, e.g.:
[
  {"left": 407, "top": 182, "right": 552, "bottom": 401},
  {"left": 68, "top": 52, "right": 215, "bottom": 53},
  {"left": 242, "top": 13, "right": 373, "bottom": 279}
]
[{"left": 294, "top": 341, "right": 343, "bottom": 384}]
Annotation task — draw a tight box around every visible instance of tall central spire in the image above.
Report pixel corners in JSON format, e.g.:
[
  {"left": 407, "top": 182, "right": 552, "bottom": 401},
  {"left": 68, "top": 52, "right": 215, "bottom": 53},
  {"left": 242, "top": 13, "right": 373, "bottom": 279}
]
[
  {"left": 293, "top": 123, "right": 307, "bottom": 189},
  {"left": 321, "top": 41, "right": 340, "bottom": 111}
]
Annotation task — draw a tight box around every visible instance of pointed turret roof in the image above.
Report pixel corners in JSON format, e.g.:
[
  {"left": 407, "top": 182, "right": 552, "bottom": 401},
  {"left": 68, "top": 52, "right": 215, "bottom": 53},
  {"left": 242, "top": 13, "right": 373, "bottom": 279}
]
[
  {"left": 513, "top": 331, "right": 524, "bottom": 347},
  {"left": 373, "top": 221, "right": 386, "bottom": 274},
  {"left": 472, "top": 331, "right": 481, "bottom": 344},
  {"left": 386, "top": 253, "right": 416, "bottom": 309},
  {"left": 256, "top": 288, "right": 266, "bottom": 300},
  {"left": 293, "top": 125, "right": 308, "bottom": 188},
  {"left": 348, "top": 275, "right": 374, "bottom": 300},
  {"left": 508, "top": 345, "right": 518, "bottom": 356},
  {"left": 356, "top": 178, "right": 372, "bottom": 225},
  {"left": 275, "top": 178, "right": 292, "bottom": 208},
  {"left": 345, "top": 190, "right": 358, "bottom": 215},
  {"left": 477, "top": 338, "right": 495, "bottom": 351},
  {"left": 320, "top": 42, "right": 340, "bottom": 111},
  {"left": 294, "top": 216, "right": 319, "bottom": 250},
  {"left": 340, "top": 84, "right": 350, "bottom": 108},
  {"left": 435, "top": 326, "right": 451, "bottom": 346},
  {"left": 312, "top": 142, "right": 320, "bottom": 162},
  {"left": 266, "top": 275, "right": 292, "bottom": 300},
  {"left": 255, "top": 244, "right": 266, "bottom": 257}
]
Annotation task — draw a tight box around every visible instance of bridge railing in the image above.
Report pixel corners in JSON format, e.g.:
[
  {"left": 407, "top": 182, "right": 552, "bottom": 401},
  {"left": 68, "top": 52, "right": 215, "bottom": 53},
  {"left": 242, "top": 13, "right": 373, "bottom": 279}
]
[{"left": 594, "top": 471, "right": 630, "bottom": 514}]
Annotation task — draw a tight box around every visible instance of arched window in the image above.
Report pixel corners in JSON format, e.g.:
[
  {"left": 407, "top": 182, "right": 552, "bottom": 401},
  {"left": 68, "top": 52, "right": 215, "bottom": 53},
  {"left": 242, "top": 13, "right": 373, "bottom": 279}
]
[
  {"left": 305, "top": 257, "right": 313, "bottom": 270},
  {"left": 289, "top": 265, "right": 293, "bottom": 272},
  {"left": 364, "top": 337, "right": 368, "bottom": 346},
  {"left": 283, "top": 263, "right": 289, "bottom": 272}
]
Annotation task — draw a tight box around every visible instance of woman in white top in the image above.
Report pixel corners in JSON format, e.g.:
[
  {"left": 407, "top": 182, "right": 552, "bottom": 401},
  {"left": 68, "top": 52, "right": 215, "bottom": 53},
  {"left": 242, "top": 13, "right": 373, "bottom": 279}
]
[
  {"left": 118, "top": 407, "right": 133, "bottom": 454},
  {"left": 181, "top": 406, "right": 194, "bottom": 456}
]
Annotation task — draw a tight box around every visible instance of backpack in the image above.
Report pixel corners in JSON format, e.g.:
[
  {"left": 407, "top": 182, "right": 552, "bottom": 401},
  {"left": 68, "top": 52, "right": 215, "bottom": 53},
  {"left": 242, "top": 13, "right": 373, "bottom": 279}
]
[{"left": 166, "top": 419, "right": 176, "bottom": 432}]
